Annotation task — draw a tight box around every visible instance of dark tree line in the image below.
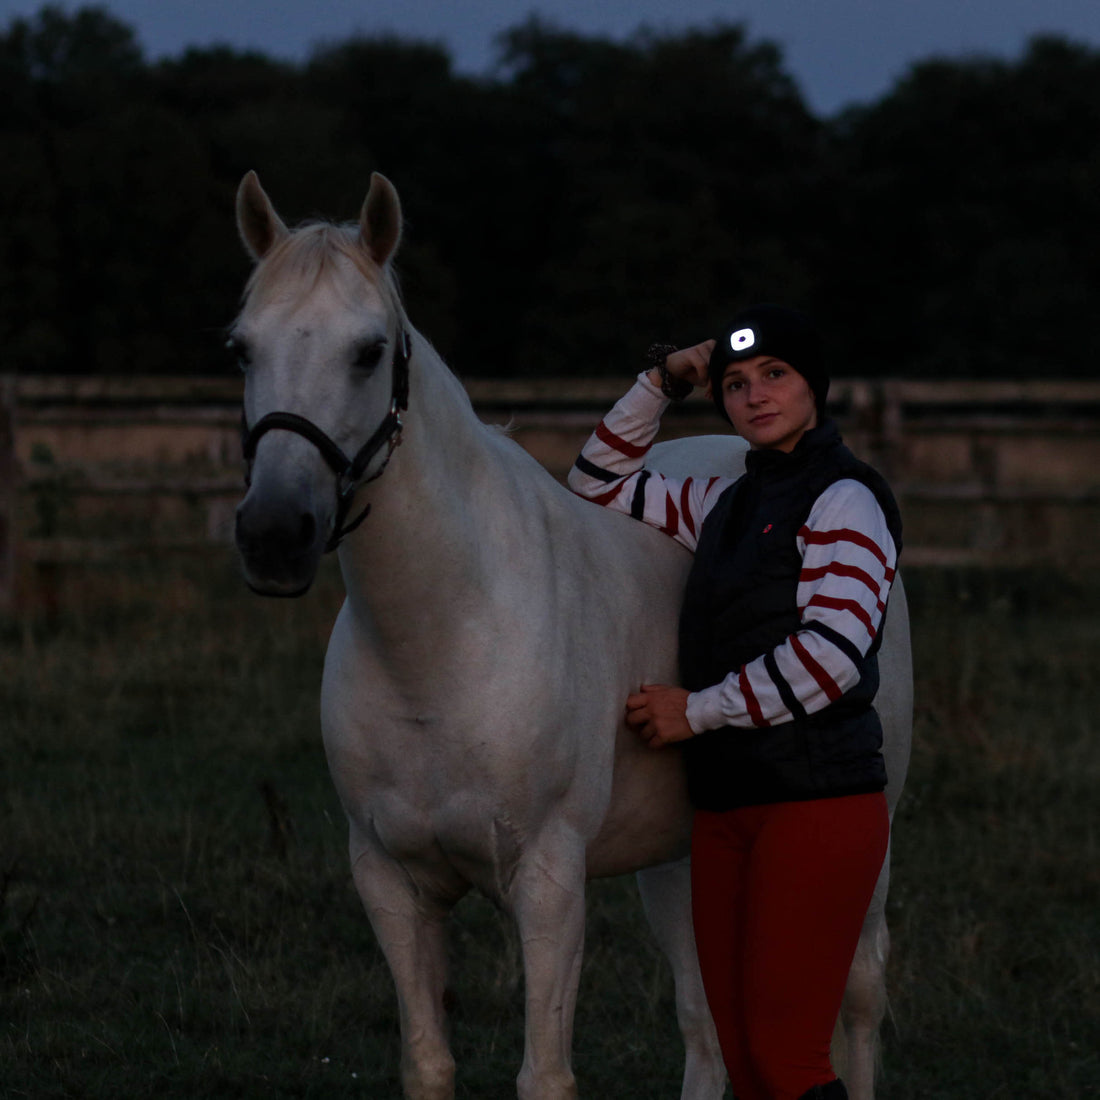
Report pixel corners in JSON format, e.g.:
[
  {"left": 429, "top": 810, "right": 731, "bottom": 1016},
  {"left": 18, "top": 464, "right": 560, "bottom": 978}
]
[{"left": 2, "top": 5, "right": 1099, "bottom": 379}]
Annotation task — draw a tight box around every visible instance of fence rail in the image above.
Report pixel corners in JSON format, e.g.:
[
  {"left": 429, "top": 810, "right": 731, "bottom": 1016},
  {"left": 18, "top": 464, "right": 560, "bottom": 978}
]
[{"left": 4, "top": 374, "right": 1099, "bottom": 609}]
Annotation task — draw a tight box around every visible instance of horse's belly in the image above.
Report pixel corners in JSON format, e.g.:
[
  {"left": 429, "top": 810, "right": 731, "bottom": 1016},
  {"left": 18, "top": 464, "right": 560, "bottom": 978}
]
[{"left": 585, "top": 741, "right": 694, "bottom": 878}]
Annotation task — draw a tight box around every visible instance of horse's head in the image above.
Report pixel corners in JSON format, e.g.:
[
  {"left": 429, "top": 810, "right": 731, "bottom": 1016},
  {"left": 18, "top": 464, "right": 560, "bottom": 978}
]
[{"left": 230, "top": 171, "right": 408, "bottom": 596}]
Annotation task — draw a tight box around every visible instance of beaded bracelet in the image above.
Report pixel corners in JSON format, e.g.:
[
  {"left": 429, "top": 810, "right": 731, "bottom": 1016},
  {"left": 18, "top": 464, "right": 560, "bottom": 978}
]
[{"left": 646, "top": 343, "right": 693, "bottom": 401}]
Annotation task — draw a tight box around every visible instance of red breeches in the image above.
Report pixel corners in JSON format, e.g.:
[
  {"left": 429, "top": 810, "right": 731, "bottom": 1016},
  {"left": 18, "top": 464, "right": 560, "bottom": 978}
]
[{"left": 690, "top": 793, "right": 889, "bottom": 1100}]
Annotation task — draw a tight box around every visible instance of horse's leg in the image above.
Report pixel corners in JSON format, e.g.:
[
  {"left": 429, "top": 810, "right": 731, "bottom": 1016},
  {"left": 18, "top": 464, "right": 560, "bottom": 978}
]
[
  {"left": 350, "top": 838, "right": 464, "bottom": 1100},
  {"left": 839, "top": 846, "right": 893, "bottom": 1100},
  {"left": 636, "top": 859, "right": 727, "bottom": 1100},
  {"left": 509, "top": 831, "right": 587, "bottom": 1100}
]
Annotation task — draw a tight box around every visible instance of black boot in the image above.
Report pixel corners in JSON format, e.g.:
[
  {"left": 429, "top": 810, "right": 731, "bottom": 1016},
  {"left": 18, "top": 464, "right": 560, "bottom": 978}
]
[{"left": 797, "top": 1081, "right": 848, "bottom": 1100}]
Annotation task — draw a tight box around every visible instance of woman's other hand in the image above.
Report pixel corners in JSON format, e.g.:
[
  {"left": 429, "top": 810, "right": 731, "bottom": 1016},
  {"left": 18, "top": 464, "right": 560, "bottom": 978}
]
[
  {"left": 666, "top": 341, "right": 714, "bottom": 389},
  {"left": 646, "top": 340, "right": 715, "bottom": 392},
  {"left": 625, "top": 684, "right": 695, "bottom": 749}
]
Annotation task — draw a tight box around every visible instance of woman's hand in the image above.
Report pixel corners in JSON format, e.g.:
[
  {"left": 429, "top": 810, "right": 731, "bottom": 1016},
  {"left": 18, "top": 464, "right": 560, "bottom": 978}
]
[
  {"left": 646, "top": 339, "right": 715, "bottom": 392},
  {"left": 625, "top": 684, "right": 695, "bottom": 749}
]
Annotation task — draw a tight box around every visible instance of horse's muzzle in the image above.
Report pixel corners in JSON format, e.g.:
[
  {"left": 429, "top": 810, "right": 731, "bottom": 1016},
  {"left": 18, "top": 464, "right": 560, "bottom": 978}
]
[{"left": 234, "top": 496, "right": 324, "bottom": 597}]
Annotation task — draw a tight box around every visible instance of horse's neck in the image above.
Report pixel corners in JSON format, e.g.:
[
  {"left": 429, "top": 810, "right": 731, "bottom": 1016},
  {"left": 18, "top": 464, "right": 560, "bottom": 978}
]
[{"left": 337, "top": 336, "right": 518, "bottom": 629}]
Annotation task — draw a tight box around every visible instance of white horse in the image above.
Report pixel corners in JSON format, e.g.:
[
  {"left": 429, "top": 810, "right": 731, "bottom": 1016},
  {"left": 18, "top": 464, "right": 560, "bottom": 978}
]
[{"left": 230, "top": 171, "right": 912, "bottom": 1100}]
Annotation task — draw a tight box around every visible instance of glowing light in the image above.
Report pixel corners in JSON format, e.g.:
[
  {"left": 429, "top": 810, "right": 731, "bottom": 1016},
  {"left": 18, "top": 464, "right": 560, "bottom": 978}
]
[{"left": 730, "top": 328, "right": 756, "bottom": 353}]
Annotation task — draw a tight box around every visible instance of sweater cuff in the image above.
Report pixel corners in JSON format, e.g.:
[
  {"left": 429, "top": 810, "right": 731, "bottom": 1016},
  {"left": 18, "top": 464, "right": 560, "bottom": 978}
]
[
  {"left": 685, "top": 687, "right": 729, "bottom": 734},
  {"left": 635, "top": 370, "right": 672, "bottom": 408}
]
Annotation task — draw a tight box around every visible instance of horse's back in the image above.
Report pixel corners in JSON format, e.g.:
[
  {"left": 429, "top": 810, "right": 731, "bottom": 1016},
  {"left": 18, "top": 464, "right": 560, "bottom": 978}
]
[{"left": 647, "top": 434, "right": 750, "bottom": 480}]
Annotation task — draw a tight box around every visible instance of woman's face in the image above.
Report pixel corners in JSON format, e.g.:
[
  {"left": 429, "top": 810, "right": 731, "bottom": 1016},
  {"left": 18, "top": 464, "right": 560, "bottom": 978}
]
[{"left": 720, "top": 355, "right": 818, "bottom": 452}]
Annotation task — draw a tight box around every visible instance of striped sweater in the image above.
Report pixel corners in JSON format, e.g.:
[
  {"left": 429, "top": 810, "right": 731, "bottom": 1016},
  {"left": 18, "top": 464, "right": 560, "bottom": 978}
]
[{"left": 567, "top": 372, "right": 898, "bottom": 736}]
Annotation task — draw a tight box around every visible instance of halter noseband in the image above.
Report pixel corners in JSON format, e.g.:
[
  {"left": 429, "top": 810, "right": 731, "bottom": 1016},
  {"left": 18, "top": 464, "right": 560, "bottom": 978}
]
[{"left": 240, "top": 325, "right": 411, "bottom": 552}]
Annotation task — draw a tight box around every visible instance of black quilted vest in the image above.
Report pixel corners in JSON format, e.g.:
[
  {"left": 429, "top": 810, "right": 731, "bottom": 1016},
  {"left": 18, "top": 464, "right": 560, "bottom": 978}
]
[{"left": 679, "top": 420, "right": 903, "bottom": 811}]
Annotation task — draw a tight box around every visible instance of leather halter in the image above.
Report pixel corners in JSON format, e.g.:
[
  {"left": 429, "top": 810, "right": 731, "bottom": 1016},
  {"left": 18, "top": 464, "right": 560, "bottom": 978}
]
[{"left": 241, "top": 325, "right": 411, "bottom": 551}]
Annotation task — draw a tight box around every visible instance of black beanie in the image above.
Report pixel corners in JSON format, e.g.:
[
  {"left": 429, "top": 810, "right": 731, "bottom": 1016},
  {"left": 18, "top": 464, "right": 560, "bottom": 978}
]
[{"left": 707, "top": 304, "right": 829, "bottom": 421}]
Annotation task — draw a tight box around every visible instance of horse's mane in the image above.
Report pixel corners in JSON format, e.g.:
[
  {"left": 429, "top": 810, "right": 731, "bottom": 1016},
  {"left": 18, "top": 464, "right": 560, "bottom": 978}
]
[{"left": 243, "top": 221, "right": 405, "bottom": 317}]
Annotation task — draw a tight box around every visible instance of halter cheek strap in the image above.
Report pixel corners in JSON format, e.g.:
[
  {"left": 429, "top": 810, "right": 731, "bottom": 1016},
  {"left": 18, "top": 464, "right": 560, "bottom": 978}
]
[{"left": 240, "top": 325, "right": 411, "bottom": 551}]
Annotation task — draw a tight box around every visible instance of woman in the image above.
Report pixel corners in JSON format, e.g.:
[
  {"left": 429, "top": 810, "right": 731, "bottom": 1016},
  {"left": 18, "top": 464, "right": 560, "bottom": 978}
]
[{"left": 568, "top": 304, "right": 902, "bottom": 1100}]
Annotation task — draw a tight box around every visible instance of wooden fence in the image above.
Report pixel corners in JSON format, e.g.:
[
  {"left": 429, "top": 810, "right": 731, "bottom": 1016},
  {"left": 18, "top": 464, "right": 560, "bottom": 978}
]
[{"left": 3, "top": 374, "right": 1099, "bottom": 609}]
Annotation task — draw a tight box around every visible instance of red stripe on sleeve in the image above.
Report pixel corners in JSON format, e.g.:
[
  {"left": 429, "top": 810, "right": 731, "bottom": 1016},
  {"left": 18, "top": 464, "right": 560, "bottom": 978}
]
[
  {"left": 804, "top": 594, "right": 876, "bottom": 638},
  {"left": 800, "top": 561, "right": 882, "bottom": 598},
  {"left": 680, "top": 479, "right": 696, "bottom": 539},
  {"left": 799, "top": 525, "right": 889, "bottom": 569},
  {"left": 739, "top": 668, "right": 769, "bottom": 727},
  {"left": 790, "top": 634, "right": 844, "bottom": 702},
  {"left": 595, "top": 420, "right": 650, "bottom": 459},
  {"left": 591, "top": 480, "right": 629, "bottom": 507},
  {"left": 663, "top": 492, "right": 680, "bottom": 538}
]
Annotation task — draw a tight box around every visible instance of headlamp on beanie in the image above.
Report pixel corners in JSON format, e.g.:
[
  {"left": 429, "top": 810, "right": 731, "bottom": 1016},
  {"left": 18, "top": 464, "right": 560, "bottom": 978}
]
[
  {"left": 707, "top": 304, "right": 829, "bottom": 421},
  {"left": 728, "top": 327, "right": 757, "bottom": 354}
]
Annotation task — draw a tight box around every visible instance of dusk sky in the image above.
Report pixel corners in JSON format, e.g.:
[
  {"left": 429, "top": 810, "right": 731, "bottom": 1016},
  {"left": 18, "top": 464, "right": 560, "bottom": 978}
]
[{"left": 3, "top": 0, "right": 1100, "bottom": 114}]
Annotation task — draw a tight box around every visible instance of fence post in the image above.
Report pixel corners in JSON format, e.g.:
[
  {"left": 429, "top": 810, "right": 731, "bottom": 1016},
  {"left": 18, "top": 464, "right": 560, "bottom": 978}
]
[{"left": 0, "top": 374, "right": 14, "bottom": 612}]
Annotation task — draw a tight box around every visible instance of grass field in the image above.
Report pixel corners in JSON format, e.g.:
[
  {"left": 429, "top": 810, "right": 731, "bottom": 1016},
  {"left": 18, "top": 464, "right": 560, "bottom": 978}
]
[{"left": 2, "top": 556, "right": 1098, "bottom": 1097}]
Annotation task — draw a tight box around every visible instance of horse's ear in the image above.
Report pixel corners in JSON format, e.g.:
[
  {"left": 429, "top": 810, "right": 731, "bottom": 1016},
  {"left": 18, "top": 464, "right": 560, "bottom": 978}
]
[
  {"left": 358, "top": 172, "right": 402, "bottom": 266},
  {"left": 236, "top": 171, "right": 289, "bottom": 260}
]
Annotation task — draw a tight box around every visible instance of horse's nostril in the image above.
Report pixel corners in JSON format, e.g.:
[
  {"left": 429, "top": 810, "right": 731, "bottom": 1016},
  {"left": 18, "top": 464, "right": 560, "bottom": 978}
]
[{"left": 235, "top": 500, "right": 318, "bottom": 558}]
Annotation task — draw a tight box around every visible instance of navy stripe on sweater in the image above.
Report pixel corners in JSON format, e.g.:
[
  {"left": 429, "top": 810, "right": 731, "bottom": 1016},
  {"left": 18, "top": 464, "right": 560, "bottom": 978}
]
[
  {"left": 630, "top": 470, "right": 652, "bottom": 520},
  {"left": 573, "top": 454, "right": 620, "bottom": 484},
  {"left": 764, "top": 651, "right": 808, "bottom": 723},
  {"left": 803, "top": 620, "right": 864, "bottom": 669}
]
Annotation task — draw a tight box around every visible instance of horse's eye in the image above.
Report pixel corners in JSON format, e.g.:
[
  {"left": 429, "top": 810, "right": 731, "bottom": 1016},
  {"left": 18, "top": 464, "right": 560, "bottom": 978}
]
[
  {"left": 352, "top": 340, "right": 386, "bottom": 373},
  {"left": 226, "top": 336, "right": 252, "bottom": 373}
]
